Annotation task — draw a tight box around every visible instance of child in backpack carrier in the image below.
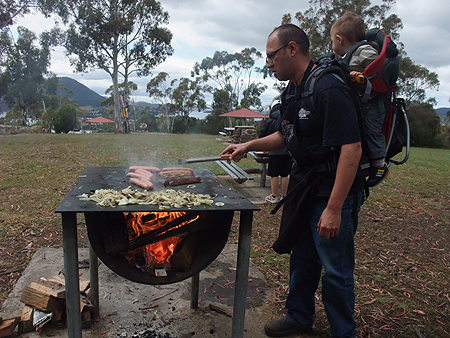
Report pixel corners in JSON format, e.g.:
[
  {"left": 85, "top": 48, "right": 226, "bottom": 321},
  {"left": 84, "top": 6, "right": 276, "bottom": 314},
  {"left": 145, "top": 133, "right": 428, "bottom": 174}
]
[{"left": 331, "top": 11, "right": 389, "bottom": 187}]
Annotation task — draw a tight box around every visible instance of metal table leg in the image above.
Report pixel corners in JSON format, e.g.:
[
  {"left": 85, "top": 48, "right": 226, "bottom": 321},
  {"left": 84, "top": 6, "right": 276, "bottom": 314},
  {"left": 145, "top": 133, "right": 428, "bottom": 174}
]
[
  {"left": 260, "top": 163, "right": 267, "bottom": 187},
  {"left": 89, "top": 245, "right": 100, "bottom": 321},
  {"left": 62, "top": 212, "right": 82, "bottom": 338},
  {"left": 231, "top": 210, "right": 253, "bottom": 338},
  {"left": 190, "top": 272, "right": 200, "bottom": 309}
]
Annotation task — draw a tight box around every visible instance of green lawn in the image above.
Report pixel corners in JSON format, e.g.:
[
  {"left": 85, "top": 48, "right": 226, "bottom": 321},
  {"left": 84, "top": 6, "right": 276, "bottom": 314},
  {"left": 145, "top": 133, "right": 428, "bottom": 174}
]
[{"left": 1, "top": 133, "right": 449, "bottom": 337}]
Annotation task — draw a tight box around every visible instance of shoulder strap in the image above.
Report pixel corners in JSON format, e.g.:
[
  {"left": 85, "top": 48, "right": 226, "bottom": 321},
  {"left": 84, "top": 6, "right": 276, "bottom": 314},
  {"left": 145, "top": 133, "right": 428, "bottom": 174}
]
[
  {"left": 302, "top": 53, "right": 348, "bottom": 114},
  {"left": 343, "top": 41, "right": 369, "bottom": 65},
  {"left": 302, "top": 53, "right": 371, "bottom": 177}
]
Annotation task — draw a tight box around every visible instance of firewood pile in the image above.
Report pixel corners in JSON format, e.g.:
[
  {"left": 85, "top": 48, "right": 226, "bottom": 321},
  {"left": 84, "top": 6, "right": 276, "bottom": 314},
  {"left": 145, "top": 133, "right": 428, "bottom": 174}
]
[
  {"left": 232, "top": 126, "right": 257, "bottom": 144},
  {"left": 0, "top": 274, "right": 92, "bottom": 336}
]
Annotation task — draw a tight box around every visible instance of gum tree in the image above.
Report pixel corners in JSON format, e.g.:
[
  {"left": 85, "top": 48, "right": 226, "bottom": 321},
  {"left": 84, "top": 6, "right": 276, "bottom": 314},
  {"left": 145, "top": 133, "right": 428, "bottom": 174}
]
[
  {"left": 282, "top": 0, "right": 439, "bottom": 106},
  {"left": 1, "top": 26, "right": 62, "bottom": 125},
  {"left": 192, "top": 48, "right": 267, "bottom": 113},
  {"left": 64, "top": 0, "right": 173, "bottom": 133}
]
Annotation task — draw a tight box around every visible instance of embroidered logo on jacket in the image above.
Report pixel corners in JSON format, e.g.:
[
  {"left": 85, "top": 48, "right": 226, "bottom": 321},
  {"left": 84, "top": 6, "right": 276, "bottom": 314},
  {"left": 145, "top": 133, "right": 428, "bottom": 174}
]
[
  {"left": 281, "top": 123, "right": 294, "bottom": 143},
  {"left": 298, "top": 108, "right": 310, "bottom": 119}
]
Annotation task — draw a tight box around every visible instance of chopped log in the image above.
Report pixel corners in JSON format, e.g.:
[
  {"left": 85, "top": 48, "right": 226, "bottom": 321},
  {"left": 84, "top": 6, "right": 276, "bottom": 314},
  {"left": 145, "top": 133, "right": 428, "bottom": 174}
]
[
  {"left": 47, "top": 274, "right": 65, "bottom": 285},
  {"left": 20, "top": 285, "right": 59, "bottom": 312},
  {"left": 47, "top": 275, "right": 90, "bottom": 293},
  {"left": 51, "top": 300, "right": 66, "bottom": 324},
  {"left": 80, "top": 280, "right": 90, "bottom": 293},
  {"left": 0, "top": 317, "right": 19, "bottom": 337},
  {"left": 170, "top": 233, "right": 196, "bottom": 271},
  {"left": 18, "top": 305, "right": 34, "bottom": 334},
  {"left": 80, "top": 295, "right": 93, "bottom": 314},
  {"left": 79, "top": 294, "right": 93, "bottom": 328},
  {"left": 81, "top": 310, "right": 91, "bottom": 329},
  {"left": 29, "top": 280, "right": 65, "bottom": 299}
]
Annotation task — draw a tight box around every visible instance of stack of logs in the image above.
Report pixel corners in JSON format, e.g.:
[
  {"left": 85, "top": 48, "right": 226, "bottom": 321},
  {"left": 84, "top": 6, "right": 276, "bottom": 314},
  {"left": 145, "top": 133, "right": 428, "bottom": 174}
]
[
  {"left": 0, "top": 318, "right": 19, "bottom": 338},
  {"left": 0, "top": 275, "right": 92, "bottom": 336},
  {"left": 232, "top": 127, "right": 257, "bottom": 144}
]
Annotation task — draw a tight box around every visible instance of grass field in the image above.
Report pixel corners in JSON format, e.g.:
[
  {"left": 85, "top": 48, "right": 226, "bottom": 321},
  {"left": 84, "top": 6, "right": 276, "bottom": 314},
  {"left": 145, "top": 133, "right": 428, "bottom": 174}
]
[{"left": 0, "top": 133, "right": 449, "bottom": 337}]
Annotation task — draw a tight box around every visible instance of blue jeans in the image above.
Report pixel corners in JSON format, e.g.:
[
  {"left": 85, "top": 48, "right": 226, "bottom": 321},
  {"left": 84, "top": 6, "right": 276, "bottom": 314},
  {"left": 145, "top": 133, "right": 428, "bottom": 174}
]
[{"left": 285, "top": 190, "right": 363, "bottom": 338}]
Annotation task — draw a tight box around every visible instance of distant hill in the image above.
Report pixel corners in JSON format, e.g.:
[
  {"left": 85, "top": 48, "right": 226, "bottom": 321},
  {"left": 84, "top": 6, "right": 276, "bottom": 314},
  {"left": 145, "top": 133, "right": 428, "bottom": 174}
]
[
  {"left": 435, "top": 107, "right": 449, "bottom": 119},
  {"left": 58, "top": 77, "right": 106, "bottom": 108}
]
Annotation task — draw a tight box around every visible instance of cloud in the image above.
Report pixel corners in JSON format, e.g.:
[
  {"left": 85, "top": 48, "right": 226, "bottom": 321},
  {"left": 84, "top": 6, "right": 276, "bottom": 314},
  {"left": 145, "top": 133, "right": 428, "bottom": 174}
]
[{"left": 10, "top": 0, "right": 450, "bottom": 108}]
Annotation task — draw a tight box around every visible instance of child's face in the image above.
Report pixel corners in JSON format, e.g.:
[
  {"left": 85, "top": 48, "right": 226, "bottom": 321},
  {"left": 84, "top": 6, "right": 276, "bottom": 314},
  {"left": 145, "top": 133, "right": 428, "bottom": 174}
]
[{"left": 331, "top": 28, "right": 346, "bottom": 56}]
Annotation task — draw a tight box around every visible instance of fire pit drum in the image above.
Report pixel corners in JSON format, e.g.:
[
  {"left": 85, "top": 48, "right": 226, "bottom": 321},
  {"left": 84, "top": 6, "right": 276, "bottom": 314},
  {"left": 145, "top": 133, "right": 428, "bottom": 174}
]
[
  {"left": 85, "top": 209, "right": 234, "bottom": 285},
  {"left": 56, "top": 167, "right": 259, "bottom": 338}
]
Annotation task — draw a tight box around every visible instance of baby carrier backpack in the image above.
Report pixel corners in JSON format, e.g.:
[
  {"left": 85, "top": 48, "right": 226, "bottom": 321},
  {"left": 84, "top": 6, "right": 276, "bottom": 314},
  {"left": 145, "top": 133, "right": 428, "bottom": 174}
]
[{"left": 343, "top": 28, "right": 410, "bottom": 165}]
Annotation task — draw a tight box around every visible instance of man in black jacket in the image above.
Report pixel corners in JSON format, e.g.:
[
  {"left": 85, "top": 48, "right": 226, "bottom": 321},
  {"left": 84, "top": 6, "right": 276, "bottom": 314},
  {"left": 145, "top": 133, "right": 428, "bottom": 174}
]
[{"left": 221, "top": 24, "right": 364, "bottom": 338}]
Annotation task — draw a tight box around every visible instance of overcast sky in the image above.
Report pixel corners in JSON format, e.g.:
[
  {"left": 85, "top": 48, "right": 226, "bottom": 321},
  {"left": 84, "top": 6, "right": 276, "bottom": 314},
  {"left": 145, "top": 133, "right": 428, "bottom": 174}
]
[{"left": 13, "top": 0, "right": 450, "bottom": 109}]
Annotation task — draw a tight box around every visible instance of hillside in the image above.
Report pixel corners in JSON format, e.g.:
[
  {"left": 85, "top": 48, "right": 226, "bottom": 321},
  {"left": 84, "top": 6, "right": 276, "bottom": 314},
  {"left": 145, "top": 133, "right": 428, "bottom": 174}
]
[
  {"left": 435, "top": 107, "right": 449, "bottom": 119},
  {"left": 58, "top": 78, "right": 158, "bottom": 110},
  {"left": 57, "top": 77, "right": 106, "bottom": 108}
]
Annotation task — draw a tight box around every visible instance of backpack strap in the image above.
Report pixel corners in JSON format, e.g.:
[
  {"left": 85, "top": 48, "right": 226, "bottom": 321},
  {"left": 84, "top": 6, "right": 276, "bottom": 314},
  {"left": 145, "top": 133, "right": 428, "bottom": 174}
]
[
  {"left": 303, "top": 53, "right": 371, "bottom": 177},
  {"left": 343, "top": 41, "right": 369, "bottom": 65}
]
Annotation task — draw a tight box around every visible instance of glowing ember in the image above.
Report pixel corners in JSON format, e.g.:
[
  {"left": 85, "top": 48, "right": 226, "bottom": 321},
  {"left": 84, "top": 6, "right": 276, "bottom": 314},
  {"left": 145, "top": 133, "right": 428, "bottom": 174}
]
[{"left": 124, "top": 212, "right": 199, "bottom": 270}]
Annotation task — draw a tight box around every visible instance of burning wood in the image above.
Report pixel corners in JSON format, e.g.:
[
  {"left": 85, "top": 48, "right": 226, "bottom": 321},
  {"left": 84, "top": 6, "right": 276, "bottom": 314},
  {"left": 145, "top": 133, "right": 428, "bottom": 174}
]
[
  {"left": 126, "top": 212, "right": 201, "bottom": 251},
  {"left": 121, "top": 211, "right": 204, "bottom": 272},
  {"left": 170, "top": 234, "right": 197, "bottom": 272}
]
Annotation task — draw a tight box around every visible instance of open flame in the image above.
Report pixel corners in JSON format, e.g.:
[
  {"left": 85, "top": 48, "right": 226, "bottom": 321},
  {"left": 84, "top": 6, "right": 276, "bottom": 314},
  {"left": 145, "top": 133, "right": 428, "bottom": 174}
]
[{"left": 124, "top": 212, "right": 199, "bottom": 269}]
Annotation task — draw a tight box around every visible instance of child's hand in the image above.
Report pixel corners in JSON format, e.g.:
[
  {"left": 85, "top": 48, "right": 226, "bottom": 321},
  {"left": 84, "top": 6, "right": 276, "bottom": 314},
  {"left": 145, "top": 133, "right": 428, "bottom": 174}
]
[{"left": 350, "top": 71, "right": 362, "bottom": 79}]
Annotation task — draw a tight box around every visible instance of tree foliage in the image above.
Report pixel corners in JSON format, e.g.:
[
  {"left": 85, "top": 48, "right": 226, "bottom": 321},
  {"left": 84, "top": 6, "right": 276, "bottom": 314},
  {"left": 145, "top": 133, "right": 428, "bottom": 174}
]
[
  {"left": 40, "top": 77, "right": 78, "bottom": 132},
  {"left": 288, "top": 0, "right": 403, "bottom": 60},
  {"left": 0, "top": 0, "right": 68, "bottom": 30},
  {"left": 202, "top": 109, "right": 225, "bottom": 135},
  {"left": 146, "top": 71, "right": 174, "bottom": 133},
  {"left": 0, "top": 26, "right": 62, "bottom": 125},
  {"left": 171, "top": 77, "right": 206, "bottom": 133},
  {"left": 63, "top": 0, "right": 173, "bottom": 133},
  {"left": 407, "top": 102, "right": 442, "bottom": 148},
  {"left": 398, "top": 56, "right": 439, "bottom": 106},
  {"left": 192, "top": 48, "right": 267, "bottom": 112},
  {"left": 53, "top": 105, "right": 77, "bottom": 133},
  {"left": 283, "top": 0, "right": 439, "bottom": 106}
]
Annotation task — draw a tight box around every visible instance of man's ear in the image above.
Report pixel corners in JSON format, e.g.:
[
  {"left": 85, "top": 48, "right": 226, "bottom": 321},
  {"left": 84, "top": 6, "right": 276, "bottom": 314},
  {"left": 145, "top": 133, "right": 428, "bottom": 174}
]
[{"left": 287, "top": 41, "right": 297, "bottom": 55}]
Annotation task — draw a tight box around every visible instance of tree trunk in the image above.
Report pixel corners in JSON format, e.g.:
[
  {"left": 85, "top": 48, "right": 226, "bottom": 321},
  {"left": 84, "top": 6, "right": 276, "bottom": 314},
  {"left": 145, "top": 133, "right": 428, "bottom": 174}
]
[
  {"left": 21, "top": 108, "right": 28, "bottom": 126},
  {"left": 112, "top": 40, "right": 121, "bottom": 133},
  {"left": 112, "top": 2, "right": 122, "bottom": 134}
]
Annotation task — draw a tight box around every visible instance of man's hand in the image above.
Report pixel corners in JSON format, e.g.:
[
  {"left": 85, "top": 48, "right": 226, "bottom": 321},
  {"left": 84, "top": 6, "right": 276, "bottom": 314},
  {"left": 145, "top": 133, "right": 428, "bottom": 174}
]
[
  {"left": 220, "top": 131, "right": 286, "bottom": 162},
  {"left": 220, "top": 144, "right": 248, "bottom": 162},
  {"left": 317, "top": 142, "right": 361, "bottom": 240},
  {"left": 317, "top": 206, "right": 342, "bottom": 240}
]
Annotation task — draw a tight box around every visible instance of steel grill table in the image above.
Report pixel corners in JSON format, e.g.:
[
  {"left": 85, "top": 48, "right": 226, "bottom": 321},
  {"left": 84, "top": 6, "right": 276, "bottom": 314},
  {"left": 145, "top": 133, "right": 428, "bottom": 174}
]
[{"left": 56, "top": 167, "right": 259, "bottom": 338}]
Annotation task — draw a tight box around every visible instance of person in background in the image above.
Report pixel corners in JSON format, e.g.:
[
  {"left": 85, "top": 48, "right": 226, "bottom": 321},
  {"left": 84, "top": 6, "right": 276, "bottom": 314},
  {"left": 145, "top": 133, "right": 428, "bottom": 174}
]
[
  {"left": 259, "top": 100, "right": 292, "bottom": 203},
  {"left": 331, "top": 11, "right": 389, "bottom": 187},
  {"left": 221, "top": 23, "right": 364, "bottom": 338}
]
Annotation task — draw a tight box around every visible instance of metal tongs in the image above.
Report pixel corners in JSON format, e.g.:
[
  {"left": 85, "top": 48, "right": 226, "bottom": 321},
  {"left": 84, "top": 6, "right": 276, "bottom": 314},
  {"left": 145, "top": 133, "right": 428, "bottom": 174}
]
[{"left": 178, "top": 153, "right": 246, "bottom": 164}]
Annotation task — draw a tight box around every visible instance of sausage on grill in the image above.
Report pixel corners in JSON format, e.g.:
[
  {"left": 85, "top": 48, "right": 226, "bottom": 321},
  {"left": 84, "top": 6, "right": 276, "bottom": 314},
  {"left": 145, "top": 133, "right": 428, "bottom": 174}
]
[{"left": 130, "top": 177, "right": 154, "bottom": 189}]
